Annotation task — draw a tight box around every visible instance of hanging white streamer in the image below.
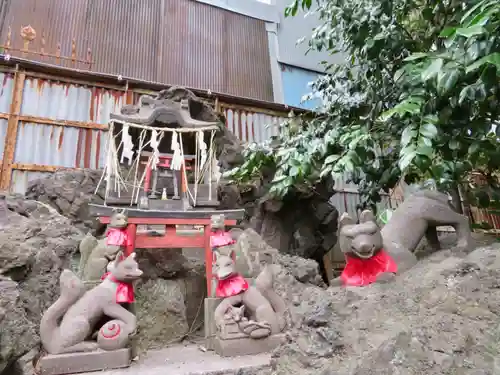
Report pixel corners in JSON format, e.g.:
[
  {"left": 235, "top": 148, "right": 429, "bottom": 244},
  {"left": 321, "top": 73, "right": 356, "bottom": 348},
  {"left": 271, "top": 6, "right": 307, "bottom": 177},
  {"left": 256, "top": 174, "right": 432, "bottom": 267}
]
[
  {"left": 150, "top": 129, "right": 160, "bottom": 170},
  {"left": 120, "top": 124, "right": 135, "bottom": 165},
  {"left": 170, "top": 131, "right": 183, "bottom": 170},
  {"left": 197, "top": 130, "right": 207, "bottom": 172}
]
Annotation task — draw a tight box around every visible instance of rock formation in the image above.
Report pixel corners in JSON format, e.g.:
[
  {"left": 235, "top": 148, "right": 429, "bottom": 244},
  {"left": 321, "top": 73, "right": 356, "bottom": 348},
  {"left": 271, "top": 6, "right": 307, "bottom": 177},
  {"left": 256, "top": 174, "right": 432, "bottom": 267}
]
[
  {"left": 271, "top": 234, "right": 500, "bottom": 375},
  {"left": 25, "top": 169, "right": 106, "bottom": 235},
  {"left": 0, "top": 194, "right": 84, "bottom": 374}
]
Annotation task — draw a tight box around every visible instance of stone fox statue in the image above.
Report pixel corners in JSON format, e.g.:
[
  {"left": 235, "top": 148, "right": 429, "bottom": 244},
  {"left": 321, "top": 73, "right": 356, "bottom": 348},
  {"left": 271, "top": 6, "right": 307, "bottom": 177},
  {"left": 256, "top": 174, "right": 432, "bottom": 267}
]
[
  {"left": 40, "top": 252, "right": 142, "bottom": 354},
  {"left": 213, "top": 250, "right": 286, "bottom": 338},
  {"left": 79, "top": 209, "right": 129, "bottom": 282},
  {"left": 334, "top": 190, "right": 474, "bottom": 286}
]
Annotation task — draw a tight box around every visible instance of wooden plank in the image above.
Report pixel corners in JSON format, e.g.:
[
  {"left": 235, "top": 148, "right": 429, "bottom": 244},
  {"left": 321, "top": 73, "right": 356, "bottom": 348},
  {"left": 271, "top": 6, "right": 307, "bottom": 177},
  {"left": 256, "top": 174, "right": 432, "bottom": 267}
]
[
  {"left": 0, "top": 71, "right": 26, "bottom": 190},
  {"left": 99, "top": 217, "right": 238, "bottom": 226},
  {"left": 0, "top": 112, "right": 108, "bottom": 130},
  {"left": 135, "top": 233, "right": 205, "bottom": 248},
  {"left": 11, "top": 163, "right": 76, "bottom": 173},
  {"left": 89, "top": 203, "right": 245, "bottom": 221}
]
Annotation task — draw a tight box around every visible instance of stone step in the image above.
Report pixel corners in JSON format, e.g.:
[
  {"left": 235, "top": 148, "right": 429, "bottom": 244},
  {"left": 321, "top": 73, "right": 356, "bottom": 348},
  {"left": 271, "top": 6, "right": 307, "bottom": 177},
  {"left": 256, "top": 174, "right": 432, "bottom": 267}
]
[{"left": 81, "top": 345, "right": 271, "bottom": 375}]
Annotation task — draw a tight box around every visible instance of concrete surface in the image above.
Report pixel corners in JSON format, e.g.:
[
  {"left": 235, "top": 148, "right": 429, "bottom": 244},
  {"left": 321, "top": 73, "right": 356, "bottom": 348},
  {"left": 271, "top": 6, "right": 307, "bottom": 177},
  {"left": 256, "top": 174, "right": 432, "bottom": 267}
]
[{"left": 82, "top": 345, "right": 272, "bottom": 375}]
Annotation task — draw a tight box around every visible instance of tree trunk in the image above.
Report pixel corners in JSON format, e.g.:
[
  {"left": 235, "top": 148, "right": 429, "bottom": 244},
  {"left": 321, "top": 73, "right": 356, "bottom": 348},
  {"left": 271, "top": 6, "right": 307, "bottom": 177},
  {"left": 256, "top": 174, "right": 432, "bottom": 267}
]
[{"left": 449, "top": 184, "right": 463, "bottom": 214}]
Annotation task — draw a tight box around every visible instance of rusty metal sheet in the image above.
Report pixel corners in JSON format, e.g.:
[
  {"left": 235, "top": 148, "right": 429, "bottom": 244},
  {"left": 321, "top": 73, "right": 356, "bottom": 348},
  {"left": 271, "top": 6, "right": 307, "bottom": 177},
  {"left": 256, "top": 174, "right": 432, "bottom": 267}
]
[
  {"left": 12, "top": 77, "right": 121, "bottom": 169},
  {"left": 20, "top": 77, "right": 126, "bottom": 123},
  {"left": 0, "top": 72, "right": 14, "bottom": 157},
  {"left": 14, "top": 122, "right": 107, "bottom": 169},
  {"left": 223, "top": 107, "right": 282, "bottom": 144},
  {"left": 10, "top": 169, "right": 51, "bottom": 195},
  {"left": 0, "top": 0, "right": 273, "bottom": 101},
  {"left": 160, "top": 0, "right": 273, "bottom": 100}
]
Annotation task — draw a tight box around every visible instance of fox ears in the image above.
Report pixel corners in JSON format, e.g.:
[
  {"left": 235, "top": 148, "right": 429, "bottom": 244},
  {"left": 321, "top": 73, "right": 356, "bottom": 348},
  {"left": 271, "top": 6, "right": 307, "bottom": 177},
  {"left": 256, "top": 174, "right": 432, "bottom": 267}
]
[
  {"left": 339, "top": 210, "right": 376, "bottom": 227},
  {"left": 339, "top": 212, "right": 355, "bottom": 227},
  {"left": 114, "top": 251, "right": 136, "bottom": 264},
  {"left": 359, "top": 210, "right": 376, "bottom": 223},
  {"left": 212, "top": 249, "right": 235, "bottom": 263}
]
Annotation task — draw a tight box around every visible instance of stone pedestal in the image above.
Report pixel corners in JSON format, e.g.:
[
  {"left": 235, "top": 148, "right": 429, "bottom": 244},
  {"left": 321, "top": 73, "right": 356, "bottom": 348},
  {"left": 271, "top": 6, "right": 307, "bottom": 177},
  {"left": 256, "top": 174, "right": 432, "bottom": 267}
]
[
  {"left": 39, "top": 348, "right": 131, "bottom": 375},
  {"left": 214, "top": 333, "right": 285, "bottom": 357},
  {"left": 204, "top": 297, "right": 222, "bottom": 350}
]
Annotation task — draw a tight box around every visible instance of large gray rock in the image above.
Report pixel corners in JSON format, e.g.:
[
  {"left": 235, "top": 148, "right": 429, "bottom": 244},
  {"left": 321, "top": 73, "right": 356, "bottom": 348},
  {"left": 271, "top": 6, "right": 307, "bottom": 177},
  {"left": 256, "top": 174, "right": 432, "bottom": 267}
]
[
  {"left": 25, "top": 169, "right": 106, "bottom": 234},
  {"left": 134, "top": 258, "right": 206, "bottom": 352},
  {"left": 271, "top": 240, "right": 500, "bottom": 375},
  {"left": 0, "top": 194, "right": 83, "bottom": 374}
]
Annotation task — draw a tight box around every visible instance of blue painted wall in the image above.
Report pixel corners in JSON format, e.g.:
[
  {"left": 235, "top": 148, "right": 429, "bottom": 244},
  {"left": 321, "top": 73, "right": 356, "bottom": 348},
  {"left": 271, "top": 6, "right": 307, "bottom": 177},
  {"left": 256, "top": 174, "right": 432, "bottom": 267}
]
[{"left": 280, "top": 64, "right": 323, "bottom": 110}]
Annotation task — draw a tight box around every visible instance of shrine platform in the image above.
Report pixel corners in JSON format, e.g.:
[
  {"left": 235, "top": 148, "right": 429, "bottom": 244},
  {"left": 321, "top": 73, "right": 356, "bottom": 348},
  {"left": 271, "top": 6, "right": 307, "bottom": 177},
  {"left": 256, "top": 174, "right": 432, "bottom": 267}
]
[{"left": 82, "top": 344, "right": 272, "bottom": 375}]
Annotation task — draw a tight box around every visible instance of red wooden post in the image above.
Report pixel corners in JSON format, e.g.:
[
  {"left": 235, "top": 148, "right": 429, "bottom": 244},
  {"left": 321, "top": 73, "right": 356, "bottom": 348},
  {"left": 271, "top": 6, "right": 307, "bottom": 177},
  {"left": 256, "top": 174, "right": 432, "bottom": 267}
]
[
  {"left": 144, "top": 166, "right": 152, "bottom": 193},
  {"left": 204, "top": 223, "right": 213, "bottom": 297},
  {"left": 126, "top": 224, "right": 137, "bottom": 256}
]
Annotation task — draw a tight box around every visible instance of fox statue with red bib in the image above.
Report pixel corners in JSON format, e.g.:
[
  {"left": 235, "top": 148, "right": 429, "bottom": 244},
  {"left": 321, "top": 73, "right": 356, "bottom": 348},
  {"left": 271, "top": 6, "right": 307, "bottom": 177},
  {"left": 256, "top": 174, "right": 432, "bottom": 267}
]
[{"left": 332, "top": 190, "right": 474, "bottom": 287}]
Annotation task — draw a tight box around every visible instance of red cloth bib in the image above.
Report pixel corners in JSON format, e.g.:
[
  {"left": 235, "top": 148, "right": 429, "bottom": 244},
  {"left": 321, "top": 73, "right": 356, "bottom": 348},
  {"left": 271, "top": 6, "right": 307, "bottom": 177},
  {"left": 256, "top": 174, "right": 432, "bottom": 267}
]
[
  {"left": 215, "top": 274, "right": 249, "bottom": 298},
  {"left": 341, "top": 249, "right": 398, "bottom": 287},
  {"left": 106, "top": 228, "right": 131, "bottom": 247},
  {"left": 210, "top": 231, "right": 236, "bottom": 249},
  {"left": 101, "top": 272, "right": 135, "bottom": 303}
]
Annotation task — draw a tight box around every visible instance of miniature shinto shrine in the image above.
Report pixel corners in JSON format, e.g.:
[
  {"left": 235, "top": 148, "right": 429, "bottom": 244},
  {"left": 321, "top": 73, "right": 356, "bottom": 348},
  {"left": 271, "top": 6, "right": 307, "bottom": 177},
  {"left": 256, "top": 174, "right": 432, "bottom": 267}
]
[{"left": 91, "top": 93, "right": 246, "bottom": 297}]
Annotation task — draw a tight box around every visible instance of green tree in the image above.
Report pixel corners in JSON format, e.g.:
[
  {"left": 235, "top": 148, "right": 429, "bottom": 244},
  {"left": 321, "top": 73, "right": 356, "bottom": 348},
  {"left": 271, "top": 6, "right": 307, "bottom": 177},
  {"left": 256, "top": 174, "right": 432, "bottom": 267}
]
[{"left": 226, "top": 0, "right": 500, "bottom": 215}]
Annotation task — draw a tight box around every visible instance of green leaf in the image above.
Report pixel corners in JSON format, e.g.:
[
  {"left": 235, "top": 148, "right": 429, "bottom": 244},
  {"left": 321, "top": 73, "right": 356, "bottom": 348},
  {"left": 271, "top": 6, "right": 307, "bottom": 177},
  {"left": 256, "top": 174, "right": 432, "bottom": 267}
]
[
  {"left": 449, "top": 140, "right": 460, "bottom": 150},
  {"left": 418, "top": 136, "right": 432, "bottom": 147},
  {"left": 403, "top": 52, "right": 429, "bottom": 62},
  {"left": 416, "top": 145, "right": 433, "bottom": 157},
  {"left": 456, "top": 25, "right": 486, "bottom": 38},
  {"left": 468, "top": 142, "right": 481, "bottom": 154},
  {"left": 419, "top": 122, "right": 438, "bottom": 139},
  {"left": 466, "top": 53, "right": 500, "bottom": 74},
  {"left": 320, "top": 164, "right": 333, "bottom": 178},
  {"left": 271, "top": 175, "right": 288, "bottom": 184},
  {"left": 459, "top": 85, "right": 478, "bottom": 104},
  {"left": 439, "top": 27, "right": 456, "bottom": 37},
  {"left": 324, "top": 154, "right": 341, "bottom": 165},
  {"left": 401, "top": 126, "right": 417, "bottom": 147},
  {"left": 398, "top": 147, "right": 417, "bottom": 171},
  {"left": 379, "top": 97, "right": 424, "bottom": 121},
  {"left": 437, "top": 69, "right": 461, "bottom": 94},
  {"left": 302, "top": 0, "right": 312, "bottom": 10},
  {"left": 461, "top": 0, "right": 498, "bottom": 25},
  {"left": 284, "top": 0, "right": 299, "bottom": 17},
  {"left": 421, "top": 59, "right": 443, "bottom": 81},
  {"left": 289, "top": 166, "right": 300, "bottom": 177}
]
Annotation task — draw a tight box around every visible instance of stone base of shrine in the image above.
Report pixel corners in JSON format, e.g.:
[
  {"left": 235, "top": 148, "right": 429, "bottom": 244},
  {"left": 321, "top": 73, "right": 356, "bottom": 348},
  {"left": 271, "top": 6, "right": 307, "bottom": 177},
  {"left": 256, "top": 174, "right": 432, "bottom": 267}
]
[
  {"left": 39, "top": 348, "right": 131, "bottom": 375},
  {"left": 214, "top": 333, "right": 285, "bottom": 357}
]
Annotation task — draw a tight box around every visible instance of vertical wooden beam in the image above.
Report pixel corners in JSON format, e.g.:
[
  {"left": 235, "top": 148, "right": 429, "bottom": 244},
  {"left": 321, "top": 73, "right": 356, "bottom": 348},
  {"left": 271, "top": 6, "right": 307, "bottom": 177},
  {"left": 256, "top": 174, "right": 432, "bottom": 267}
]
[
  {"left": 0, "top": 70, "right": 26, "bottom": 191},
  {"left": 204, "top": 224, "right": 214, "bottom": 297},
  {"left": 125, "top": 224, "right": 137, "bottom": 257}
]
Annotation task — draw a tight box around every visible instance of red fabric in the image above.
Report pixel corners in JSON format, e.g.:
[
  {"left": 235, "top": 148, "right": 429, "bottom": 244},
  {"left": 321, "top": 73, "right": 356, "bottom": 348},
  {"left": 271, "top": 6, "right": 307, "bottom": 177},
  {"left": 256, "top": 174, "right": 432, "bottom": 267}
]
[
  {"left": 215, "top": 274, "right": 249, "bottom": 298},
  {"left": 210, "top": 231, "right": 236, "bottom": 249},
  {"left": 341, "top": 249, "right": 398, "bottom": 287},
  {"left": 101, "top": 272, "right": 135, "bottom": 303},
  {"left": 106, "top": 228, "right": 131, "bottom": 247}
]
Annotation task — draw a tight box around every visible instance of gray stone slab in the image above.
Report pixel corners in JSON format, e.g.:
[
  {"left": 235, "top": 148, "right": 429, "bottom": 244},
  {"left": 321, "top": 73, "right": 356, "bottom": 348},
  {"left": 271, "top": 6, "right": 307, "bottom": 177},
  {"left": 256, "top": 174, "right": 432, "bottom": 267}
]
[
  {"left": 40, "top": 348, "right": 131, "bottom": 375},
  {"left": 214, "top": 334, "right": 285, "bottom": 357},
  {"left": 80, "top": 345, "right": 271, "bottom": 375}
]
